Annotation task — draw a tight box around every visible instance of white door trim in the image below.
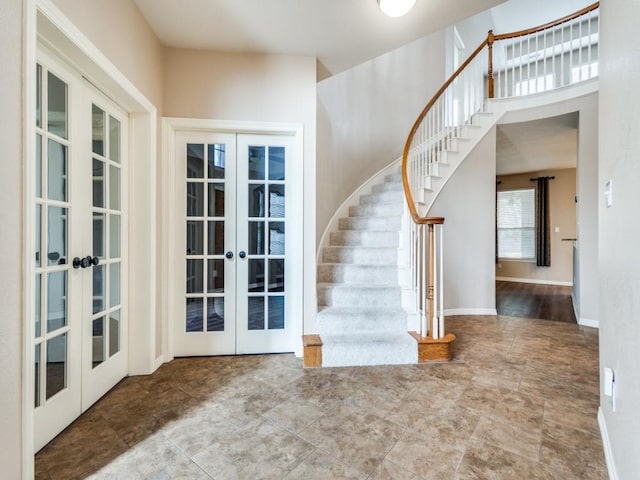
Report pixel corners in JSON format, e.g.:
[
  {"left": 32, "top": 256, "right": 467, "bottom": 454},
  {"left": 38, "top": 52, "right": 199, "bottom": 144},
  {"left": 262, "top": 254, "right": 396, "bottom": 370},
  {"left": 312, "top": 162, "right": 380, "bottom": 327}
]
[
  {"left": 162, "top": 117, "right": 304, "bottom": 361},
  {"left": 24, "top": 1, "right": 157, "bottom": 477}
]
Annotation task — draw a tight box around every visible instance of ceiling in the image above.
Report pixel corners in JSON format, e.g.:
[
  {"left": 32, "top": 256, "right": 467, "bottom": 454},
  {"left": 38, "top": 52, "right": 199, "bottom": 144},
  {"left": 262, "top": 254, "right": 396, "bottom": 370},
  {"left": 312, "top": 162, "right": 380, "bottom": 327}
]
[
  {"left": 496, "top": 113, "right": 579, "bottom": 175},
  {"left": 132, "top": 0, "right": 505, "bottom": 80}
]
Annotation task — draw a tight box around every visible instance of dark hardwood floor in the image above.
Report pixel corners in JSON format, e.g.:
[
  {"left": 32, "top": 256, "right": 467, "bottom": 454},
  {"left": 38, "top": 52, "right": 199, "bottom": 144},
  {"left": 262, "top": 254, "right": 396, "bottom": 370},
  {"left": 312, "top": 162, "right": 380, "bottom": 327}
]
[{"left": 496, "top": 280, "right": 577, "bottom": 323}]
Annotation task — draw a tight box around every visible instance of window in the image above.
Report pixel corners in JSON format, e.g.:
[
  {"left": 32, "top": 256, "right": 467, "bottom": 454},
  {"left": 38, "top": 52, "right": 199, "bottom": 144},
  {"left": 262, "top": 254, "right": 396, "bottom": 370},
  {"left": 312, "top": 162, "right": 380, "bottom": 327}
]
[
  {"left": 514, "top": 73, "right": 554, "bottom": 96},
  {"left": 497, "top": 189, "right": 535, "bottom": 259}
]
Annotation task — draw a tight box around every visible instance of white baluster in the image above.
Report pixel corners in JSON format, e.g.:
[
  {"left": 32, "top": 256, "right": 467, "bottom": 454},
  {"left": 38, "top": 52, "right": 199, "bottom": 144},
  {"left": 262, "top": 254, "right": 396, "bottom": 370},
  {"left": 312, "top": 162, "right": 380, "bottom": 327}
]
[{"left": 439, "top": 223, "right": 444, "bottom": 338}]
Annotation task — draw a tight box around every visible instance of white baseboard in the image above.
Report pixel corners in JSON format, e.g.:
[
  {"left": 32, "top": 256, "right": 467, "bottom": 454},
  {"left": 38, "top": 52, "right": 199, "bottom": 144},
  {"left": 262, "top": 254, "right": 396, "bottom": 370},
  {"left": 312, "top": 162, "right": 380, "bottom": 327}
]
[
  {"left": 578, "top": 317, "right": 599, "bottom": 329},
  {"left": 598, "top": 407, "right": 619, "bottom": 480},
  {"left": 444, "top": 308, "right": 497, "bottom": 316},
  {"left": 496, "top": 276, "right": 573, "bottom": 287}
]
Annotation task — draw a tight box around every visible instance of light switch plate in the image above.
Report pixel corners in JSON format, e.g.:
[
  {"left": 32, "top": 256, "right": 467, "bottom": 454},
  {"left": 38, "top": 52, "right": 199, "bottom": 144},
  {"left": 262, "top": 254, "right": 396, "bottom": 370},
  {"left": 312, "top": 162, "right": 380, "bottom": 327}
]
[{"left": 605, "top": 179, "right": 613, "bottom": 207}]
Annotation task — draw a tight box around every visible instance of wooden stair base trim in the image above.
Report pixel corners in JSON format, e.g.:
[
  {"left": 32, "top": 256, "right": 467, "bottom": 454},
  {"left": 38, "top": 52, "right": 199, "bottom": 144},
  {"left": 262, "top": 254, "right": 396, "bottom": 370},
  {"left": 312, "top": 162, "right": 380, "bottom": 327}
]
[
  {"left": 303, "top": 335, "right": 322, "bottom": 368},
  {"left": 409, "top": 331, "right": 456, "bottom": 362}
]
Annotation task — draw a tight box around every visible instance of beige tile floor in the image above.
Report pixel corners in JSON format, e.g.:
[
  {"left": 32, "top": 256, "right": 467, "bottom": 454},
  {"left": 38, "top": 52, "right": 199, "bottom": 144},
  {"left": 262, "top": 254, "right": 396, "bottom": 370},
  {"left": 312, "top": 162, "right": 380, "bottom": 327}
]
[{"left": 35, "top": 315, "right": 607, "bottom": 480}]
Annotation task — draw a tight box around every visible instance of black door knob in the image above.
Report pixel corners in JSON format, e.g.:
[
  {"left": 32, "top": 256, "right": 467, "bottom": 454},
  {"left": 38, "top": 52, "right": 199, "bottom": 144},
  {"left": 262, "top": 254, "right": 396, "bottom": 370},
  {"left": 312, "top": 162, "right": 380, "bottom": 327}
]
[
  {"left": 225, "top": 251, "right": 234, "bottom": 259},
  {"left": 73, "top": 257, "right": 82, "bottom": 269},
  {"left": 238, "top": 251, "right": 246, "bottom": 259}
]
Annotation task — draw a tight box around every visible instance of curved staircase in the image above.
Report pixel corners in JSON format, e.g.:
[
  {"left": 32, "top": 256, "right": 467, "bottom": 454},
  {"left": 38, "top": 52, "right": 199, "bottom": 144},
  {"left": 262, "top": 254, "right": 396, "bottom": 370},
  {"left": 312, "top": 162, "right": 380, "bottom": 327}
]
[{"left": 316, "top": 172, "right": 417, "bottom": 367}]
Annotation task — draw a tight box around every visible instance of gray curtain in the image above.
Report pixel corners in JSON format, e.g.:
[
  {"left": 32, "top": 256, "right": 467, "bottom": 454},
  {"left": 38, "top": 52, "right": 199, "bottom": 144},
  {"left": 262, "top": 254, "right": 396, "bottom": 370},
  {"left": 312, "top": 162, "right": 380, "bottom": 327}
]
[{"left": 535, "top": 177, "right": 551, "bottom": 267}]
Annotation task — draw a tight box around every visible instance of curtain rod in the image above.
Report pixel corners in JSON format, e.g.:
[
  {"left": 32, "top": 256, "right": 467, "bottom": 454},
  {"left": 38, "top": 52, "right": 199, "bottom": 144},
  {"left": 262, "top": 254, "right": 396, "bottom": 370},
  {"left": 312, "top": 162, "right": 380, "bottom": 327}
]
[{"left": 530, "top": 176, "right": 555, "bottom": 181}]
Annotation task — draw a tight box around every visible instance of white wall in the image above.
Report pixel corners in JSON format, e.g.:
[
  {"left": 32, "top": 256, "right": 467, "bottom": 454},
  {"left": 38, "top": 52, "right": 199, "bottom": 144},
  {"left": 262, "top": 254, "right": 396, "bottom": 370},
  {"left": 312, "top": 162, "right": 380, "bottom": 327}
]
[
  {"left": 598, "top": 1, "right": 640, "bottom": 478},
  {"left": 316, "top": 30, "right": 446, "bottom": 246},
  {"left": 0, "top": 1, "right": 24, "bottom": 477},
  {"left": 163, "top": 47, "right": 317, "bottom": 342},
  {"left": 429, "top": 128, "right": 497, "bottom": 313}
]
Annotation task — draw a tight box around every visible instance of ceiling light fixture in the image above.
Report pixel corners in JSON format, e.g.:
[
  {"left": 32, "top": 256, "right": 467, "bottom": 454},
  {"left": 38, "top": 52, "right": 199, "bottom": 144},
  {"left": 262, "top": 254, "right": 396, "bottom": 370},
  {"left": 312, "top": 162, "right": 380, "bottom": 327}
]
[{"left": 378, "top": 0, "right": 417, "bottom": 18}]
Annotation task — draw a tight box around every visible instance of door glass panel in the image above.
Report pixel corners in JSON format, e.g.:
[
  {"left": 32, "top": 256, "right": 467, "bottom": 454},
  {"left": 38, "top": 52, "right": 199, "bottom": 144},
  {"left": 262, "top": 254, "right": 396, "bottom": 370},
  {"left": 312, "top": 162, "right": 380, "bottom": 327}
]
[
  {"left": 268, "top": 146, "right": 285, "bottom": 181},
  {"left": 187, "top": 183, "right": 204, "bottom": 216},
  {"left": 36, "top": 134, "right": 42, "bottom": 198},
  {"left": 109, "top": 309, "right": 120, "bottom": 356},
  {"left": 248, "top": 146, "right": 265, "bottom": 180},
  {"left": 47, "top": 271, "right": 67, "bottom": 332},
  {"left": 93, "top": 213, "right": 105, "bottom": 258},
  {"left": 109, "top": 116, "right": 121, "bottom": 163},
  {"left": 46, "top": 333, "right": 67, "bottom": 399},
  {"left": 268, "top": 259, "right": 284, "bottom": 292},
  {"left": 93, "top": 159, "right": 105, "bottom": 207},
  {"left": 248, "top": 185, "right": 265, "bottom": 217},
  {"left": 207, "top": 184, "right": 225, "bottom": 217},
  {"left": 187, "top": 220, "right": 204, "bottom": 255},
  {"left": 268, "top": 296, "right": 285, "bottom": 330},
  {"left": 93, "top": 264, "right": 105, "bottom": 314},
  {"left": 206, "top": 298, "right": 224, "bottom": 331},
  {"left": 92, "top": 105, "right": 105, "bottom": 156},
  {"left": 249, "top": 222, "right": 265, "bottom": 255},
  {"left": 269, "top": 222, "right": 285, "bottom": 255},
  {"left": 248, "top": 297, "right": 265, "bottom": 330},
  {"left": 35, "top": 205, "right": 41, "bottom": 267},
  {"left": 110, "top": 214, "right": 121, "bottom": 258},
  {"left": 36, "top": 64, "right": 42, "bottom": 128},
  {"left": 186, "top": 298, "right": 203, "bottom": 332},
  {"left": 269, "top": 185, "right": 285, "bottom": 218},
  {"left": 208, "top": 144, "right": 225, "bottom": 179},
  {"left": 35, "top": 274, "right": 42, "bottom": 338},
  {"left": 248, "top": 259, "right": 265, "bottom": 292},
  {"left": 34, "top": 343, "right": 41, "bottom": 408},
  {"left": 110, "top": 263, "right": 121, "bottom": 307},
  {"left": 109, "top": 165, "right": 121, "bottom": 210},
  {"left": 47, "top": 140, "right": 67, "bottom": 202},
  {"left": 47, "top": 72, "right": 67, "bottom": 139},
  {"left": 207, "top": 259, "right": 224, "bottom": 293},
  {"left": 187, "top": 144, "right": 204, "bottom": 178},
  {"left": 207, "top": 221, "right": 224, "bottom": 255},
  {"left": 186, "top": 260, "right": 203, "bottom": 293},
  {"left": 92, "top": 317, "right": 105, "bottom": 368}
]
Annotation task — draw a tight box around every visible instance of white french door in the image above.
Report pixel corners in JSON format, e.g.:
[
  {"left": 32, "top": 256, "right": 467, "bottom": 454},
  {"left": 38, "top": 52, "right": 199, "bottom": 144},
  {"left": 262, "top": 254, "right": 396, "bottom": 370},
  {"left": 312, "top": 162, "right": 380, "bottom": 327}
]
[
  {"left": 173, "top": 131, "right": 296, "bottom": 356},
  {"left": 33, "top": 51, "right": 128, "bottom": 451}
]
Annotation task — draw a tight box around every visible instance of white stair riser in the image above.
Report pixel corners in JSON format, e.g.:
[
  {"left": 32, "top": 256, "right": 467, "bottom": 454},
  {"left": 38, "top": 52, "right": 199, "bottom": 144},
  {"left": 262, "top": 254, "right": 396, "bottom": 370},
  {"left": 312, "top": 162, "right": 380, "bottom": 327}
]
[
  {"left": 349, "top": 203, "right": 402, "bottom": 217},
  {"left": 359, "top": 190, "right": 403, "bottom": 205},
  {"left": 330, "top": 231, "right": 399, "bottom": 247},
  {"left": 321, "top": 334, "right": 417, "bottom": 367},
  {"left": 318, "top": 286, "right": 401, "bottom": 308},
  {"left": 317, "top": 264, "right": 400, "bottom": 285},
  {"left": 338, "top": 216, "right": 402, "bottom": 231},
  {"left": 322, "top": 246, "right": 398, "bottom": 265},
  {"left": 317, "top": 310, "right": 407, "bottom": 334}
]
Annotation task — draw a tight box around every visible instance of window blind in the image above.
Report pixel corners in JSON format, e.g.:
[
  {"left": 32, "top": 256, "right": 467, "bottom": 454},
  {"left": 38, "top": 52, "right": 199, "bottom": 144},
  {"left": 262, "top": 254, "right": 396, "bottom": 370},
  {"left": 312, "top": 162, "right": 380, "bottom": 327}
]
[{"left": 497, "top": 189, "right": 535, "bottom": 259}]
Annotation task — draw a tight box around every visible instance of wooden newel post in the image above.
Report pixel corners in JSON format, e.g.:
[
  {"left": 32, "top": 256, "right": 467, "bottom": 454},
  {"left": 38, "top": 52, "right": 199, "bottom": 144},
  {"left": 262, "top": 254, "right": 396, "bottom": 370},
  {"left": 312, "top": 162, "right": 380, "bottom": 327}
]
[
  {"left": 427, "top": 223, "right": 435, "bottom": 337},
  {"left": 487, "top": 30, "right": 495, "bottom": 99}
]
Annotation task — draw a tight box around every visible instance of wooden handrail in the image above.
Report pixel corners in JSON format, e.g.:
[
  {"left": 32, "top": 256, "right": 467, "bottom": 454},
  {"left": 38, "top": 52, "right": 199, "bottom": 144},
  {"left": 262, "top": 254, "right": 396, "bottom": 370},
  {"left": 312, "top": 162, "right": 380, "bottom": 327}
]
[
  {"left": 493, "top": 2, "right": 599, "bottom": 41},
  {"left": 402, "top": 2, "right": 599, "bottom": 225}
]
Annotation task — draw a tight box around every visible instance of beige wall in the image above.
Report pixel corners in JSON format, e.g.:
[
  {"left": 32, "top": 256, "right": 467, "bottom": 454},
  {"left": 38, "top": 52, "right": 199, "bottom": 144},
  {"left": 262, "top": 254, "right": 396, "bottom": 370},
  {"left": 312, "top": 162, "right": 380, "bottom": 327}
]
[
  {"left": 316, "top": 30, "right": 446, "bottom": 246},
  {"left": 430, "top": 128, "right": 497, "bottom": 313},
  {"left": 50, "top": 0, "right": 164, "bottom": 108},
  {"left": 599, "top": 0, "right": 640, "bottom": 477},
  {"left": 496, "top": 168, "right": 577, "bottom": 284},
  {"left": 0, "top": 0, "right": 24, "bottom": 476}
]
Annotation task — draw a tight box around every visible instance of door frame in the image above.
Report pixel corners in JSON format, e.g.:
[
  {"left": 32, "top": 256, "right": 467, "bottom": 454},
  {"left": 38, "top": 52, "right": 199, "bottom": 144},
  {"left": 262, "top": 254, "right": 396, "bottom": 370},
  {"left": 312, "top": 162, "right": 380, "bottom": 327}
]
[
  {"left": 23, "top": 0, "right": 158, "bottom": 476},
  {"left": 162, "top": 117, "right": 304, "bottom": 361}
]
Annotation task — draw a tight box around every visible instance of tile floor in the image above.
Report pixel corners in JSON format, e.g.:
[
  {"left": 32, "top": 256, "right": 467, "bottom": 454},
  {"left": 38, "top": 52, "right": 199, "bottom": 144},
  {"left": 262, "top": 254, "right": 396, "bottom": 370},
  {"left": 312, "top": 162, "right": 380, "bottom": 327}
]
[{"left": 35, "top": 315, "right": 607, "bottom": 480}]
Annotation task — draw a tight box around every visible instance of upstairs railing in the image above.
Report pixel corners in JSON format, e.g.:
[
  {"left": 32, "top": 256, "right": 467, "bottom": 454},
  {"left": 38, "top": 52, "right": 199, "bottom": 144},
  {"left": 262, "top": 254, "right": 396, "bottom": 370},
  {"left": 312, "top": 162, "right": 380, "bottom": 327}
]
[{"left": 401, "top": 3, "right": 599, "bottom": 340}]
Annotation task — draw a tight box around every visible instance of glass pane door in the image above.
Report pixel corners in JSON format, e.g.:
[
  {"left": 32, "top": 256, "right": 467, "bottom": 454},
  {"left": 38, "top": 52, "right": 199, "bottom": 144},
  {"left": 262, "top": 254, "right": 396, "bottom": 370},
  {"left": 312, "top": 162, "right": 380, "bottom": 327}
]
[
  {"left": 174, "top": 133, "right": 237, "bottom": 356},
  {"left": 33, "top": 61, "right": 82, "bottom": 452},
  {"left": 236, "top": 134, "right": 294, "bottom": 354}
]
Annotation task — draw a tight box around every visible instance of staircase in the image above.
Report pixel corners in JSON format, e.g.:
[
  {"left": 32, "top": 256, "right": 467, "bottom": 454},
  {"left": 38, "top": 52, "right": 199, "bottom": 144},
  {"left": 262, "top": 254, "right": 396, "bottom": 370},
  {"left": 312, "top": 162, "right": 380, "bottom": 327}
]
[{"left": 316, "top": 172, "right": 417, "bottom": 367}]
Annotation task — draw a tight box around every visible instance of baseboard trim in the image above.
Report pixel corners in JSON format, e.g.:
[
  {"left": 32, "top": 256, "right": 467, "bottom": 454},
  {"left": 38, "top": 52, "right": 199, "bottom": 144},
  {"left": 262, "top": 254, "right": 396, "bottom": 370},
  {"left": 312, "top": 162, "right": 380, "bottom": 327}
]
[
  {"left": 496, "top": 276, "right": 573, "bottom": 287},
  {"left": 578, "top": 317, "right": 599, "bottom": 328},
  {"left": 598, "top": 407, "right": 619, "bottom": 480},
  {"left": 444, "top": 308, "right": 497, "bottom": 316}
]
